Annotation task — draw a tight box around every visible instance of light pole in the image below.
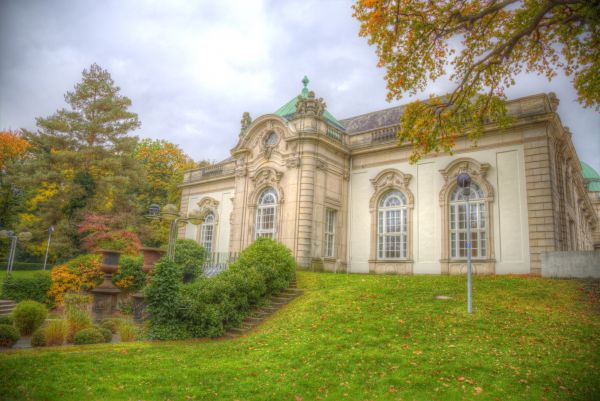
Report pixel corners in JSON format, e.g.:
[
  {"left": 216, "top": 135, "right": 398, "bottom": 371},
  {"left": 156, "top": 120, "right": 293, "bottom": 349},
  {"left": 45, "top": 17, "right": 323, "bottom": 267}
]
[
  {"left": 0, "top": 230, "right": 32, "bottom": 277},
  {"left": 456, "top": 172, "right": 473, "bottom": 314},
  {"left": 146, "top": 204, "right": 204, "bottom": 261},
  {"left": 43, "top": 226, "right": 55, "bottom": 270}
]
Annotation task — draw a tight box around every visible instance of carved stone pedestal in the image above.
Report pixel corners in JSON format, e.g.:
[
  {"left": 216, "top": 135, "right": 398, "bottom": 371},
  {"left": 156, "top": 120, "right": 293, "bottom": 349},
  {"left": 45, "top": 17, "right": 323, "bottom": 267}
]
[{"left": 92, "top": 249, "right": 122, "bottom": 320}]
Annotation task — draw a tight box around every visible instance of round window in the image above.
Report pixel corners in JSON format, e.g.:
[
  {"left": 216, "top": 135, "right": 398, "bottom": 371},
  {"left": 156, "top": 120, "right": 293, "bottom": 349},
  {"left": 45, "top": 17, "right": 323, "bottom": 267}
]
[{"left": 265, "top": 131, "right": 278, "bottom": 146}]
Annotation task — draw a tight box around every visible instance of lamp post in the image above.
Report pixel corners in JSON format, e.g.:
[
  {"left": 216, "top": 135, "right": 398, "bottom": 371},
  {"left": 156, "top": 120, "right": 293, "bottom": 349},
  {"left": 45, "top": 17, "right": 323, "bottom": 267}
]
[
  {"left": 0, "top": 230, "right": 32, "bottom": 277},
  {"left": 42, "top": 226, "right": 55, "bottom": 270},
  {"left": 146, "top": 204, "right": 205, "bottom": 261},
  {"left": 456, "top": 172, "right": 473, "bottom": 314}
]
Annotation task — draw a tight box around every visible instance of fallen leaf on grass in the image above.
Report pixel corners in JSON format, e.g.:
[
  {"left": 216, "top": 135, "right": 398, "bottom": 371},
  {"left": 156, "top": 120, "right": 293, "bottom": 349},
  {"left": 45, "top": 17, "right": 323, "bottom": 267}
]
[{"left": 474, "top": 387, "right": 483, "bottom": 395}]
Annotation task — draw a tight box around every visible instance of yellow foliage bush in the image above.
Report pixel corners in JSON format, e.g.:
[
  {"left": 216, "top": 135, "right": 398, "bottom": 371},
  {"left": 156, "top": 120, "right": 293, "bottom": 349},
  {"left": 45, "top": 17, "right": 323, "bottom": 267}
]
[{"left": 48, "top": 255, "right": 103, "bottom": 304}]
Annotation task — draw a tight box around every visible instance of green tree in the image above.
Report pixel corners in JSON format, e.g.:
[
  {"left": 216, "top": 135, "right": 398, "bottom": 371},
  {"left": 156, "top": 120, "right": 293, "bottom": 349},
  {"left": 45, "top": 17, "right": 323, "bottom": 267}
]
[
  {"left": 353, "top": 0, "right": 599, "bottom": 162},
  {"left": 16, "top": 63, "right": 145, "bottom": 259}
]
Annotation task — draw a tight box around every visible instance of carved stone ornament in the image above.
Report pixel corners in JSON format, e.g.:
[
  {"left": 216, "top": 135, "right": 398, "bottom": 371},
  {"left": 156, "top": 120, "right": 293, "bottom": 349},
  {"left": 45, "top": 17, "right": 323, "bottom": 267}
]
[
  {"left": 251, "top": 167, "right": 283, "bottom": 188},
  {"left": 548, "top": 92, "right": 559, "bottom": 112},
  {"left": 263, "top": 146, "right": 274, "bottom": 160},
  {"left": 369, "top": 169, "right": 414, "bottom": 210},
  {"left": 438, "top": 158, "right": 494, "bottom": 203},
  {"left": 197, "top": 197, "right": 219, "bottom": 219},
  {"left": 239, "top": 112, "right": 252, "bottom": 137},
  {"left": 285, "top": 155, "right": 301, "bottom": 168},
  {"left": 295, "top": 91, "right": 326, "bottom": 117}
]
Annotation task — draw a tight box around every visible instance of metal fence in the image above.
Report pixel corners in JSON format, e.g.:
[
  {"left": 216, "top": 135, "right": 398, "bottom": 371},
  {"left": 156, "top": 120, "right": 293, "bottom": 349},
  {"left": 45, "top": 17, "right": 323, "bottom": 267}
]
[{"left": 202, "top": 252, "right": 239, "bottom": 277}]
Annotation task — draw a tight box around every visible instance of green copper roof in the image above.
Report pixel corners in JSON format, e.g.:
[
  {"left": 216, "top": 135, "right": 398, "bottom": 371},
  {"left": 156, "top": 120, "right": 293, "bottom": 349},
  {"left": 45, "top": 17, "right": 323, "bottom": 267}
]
[
  {"left": 581, "top": 161, "right": 600, "bottom": 192},
  {"left": 274, "top": 76, "right": 345, "bottom": 131}
]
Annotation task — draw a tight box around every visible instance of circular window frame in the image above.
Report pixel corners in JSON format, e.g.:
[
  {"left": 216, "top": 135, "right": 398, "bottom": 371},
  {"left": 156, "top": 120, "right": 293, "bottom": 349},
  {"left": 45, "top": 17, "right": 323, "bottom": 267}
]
[{"left": 264, "top": 131, "right": 279, "bottom": 147}]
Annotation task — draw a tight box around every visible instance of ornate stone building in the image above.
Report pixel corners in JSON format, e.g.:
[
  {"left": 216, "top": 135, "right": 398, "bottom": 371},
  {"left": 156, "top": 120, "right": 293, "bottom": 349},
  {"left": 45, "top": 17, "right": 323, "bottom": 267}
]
[{"left": 179, "top": 77, "right": 599, "bottom": 275}]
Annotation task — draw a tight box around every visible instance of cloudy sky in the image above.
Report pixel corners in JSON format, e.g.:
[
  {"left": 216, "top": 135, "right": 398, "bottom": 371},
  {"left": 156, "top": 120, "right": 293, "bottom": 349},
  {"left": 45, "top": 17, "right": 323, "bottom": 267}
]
[{"left": 1, "top": 0, "right": 598, "bottom": 172}]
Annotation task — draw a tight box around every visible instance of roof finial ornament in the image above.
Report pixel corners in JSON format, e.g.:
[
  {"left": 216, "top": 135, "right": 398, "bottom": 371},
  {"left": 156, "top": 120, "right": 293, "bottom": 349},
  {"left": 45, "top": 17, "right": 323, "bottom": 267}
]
[{"left": 301, "top": 75, "right": 309, "bottom": 97}]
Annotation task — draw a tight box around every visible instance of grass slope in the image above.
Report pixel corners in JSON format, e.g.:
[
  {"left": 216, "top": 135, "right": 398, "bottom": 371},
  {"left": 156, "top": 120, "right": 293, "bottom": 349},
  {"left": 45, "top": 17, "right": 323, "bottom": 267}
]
[{"left": 0, "top": 272, "right": 598, "bottom": 401}]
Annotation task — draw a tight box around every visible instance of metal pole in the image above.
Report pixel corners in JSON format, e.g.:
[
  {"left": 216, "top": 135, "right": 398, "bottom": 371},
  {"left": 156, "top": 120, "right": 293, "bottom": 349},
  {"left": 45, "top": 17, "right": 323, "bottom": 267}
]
[
  {"left": 7, "top": 235, "right": 17, "bottom": 277},
  {"left": 43, "top": 226, "right": 54, "bottom": 270},
  {"left": 167, "top": 218, "right": 180, "bottom": 261},
  {"left": 466, "top": 198, "right": 472, "bottom": 314}
]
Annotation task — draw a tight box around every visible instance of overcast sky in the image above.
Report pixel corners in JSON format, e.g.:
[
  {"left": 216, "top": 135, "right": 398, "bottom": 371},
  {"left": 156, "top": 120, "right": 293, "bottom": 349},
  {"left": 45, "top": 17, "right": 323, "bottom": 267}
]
[{"left": 1, "top": 0, "right": 598, "bottom": 172}]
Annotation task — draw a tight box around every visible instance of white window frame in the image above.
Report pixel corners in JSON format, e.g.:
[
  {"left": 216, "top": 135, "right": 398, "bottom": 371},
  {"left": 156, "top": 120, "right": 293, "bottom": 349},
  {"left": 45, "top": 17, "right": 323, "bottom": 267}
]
[
  {"left": 255, "top": 188, "right": 277, "bottom": 239},
  {"left": 377, "top": 190, "right": 408, "bottom": 260},
  {"left": 199, "top": 212, "right": 215, "bottom": 254},
  {"left": 324, "top": 208, "right": 336, "bottom": 258},
  {"left": 449, "top": 183, "right": 487, "bottom": 259}
]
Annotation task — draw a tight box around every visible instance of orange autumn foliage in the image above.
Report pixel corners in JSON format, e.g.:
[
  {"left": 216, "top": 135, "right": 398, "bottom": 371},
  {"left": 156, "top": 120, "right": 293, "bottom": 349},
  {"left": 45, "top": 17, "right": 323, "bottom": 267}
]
[
  {"left": 0, "top": 130, "right": 29, "bottom": 169},
  {"left": 48, "top": 255, "right": 104, "bottom": 304}
]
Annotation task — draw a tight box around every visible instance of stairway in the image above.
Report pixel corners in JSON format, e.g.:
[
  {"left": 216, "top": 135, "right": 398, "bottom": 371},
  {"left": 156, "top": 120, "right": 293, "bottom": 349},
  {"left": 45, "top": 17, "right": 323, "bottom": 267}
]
[
  {"left": 0, "top": 300, "right": 16, "bottom": 316},
  {"left": 224, "top": 278, "right": 303, "bottom": 338}
]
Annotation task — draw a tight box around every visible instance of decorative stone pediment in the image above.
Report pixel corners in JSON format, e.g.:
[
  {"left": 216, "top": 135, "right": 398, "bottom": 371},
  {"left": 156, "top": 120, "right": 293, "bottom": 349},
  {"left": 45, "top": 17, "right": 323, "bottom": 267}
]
[
  {"left": 369, "top": 169, "right": 414, "bottom": 210},
  {"left": 438, "top": 157, "right": 494, "bottom": 204},
  {"left": 197, "top": 197, "right": 220, "bottom": 220},
  {"left": 251, "top": 167, "right": 283, "bottom": 188}
]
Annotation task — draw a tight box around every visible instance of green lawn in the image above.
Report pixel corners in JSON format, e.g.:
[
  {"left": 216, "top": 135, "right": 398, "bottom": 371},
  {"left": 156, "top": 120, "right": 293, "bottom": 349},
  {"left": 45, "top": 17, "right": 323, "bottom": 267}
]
[{"left": 1, "top": 272, "right": 599, "bottom": 401}]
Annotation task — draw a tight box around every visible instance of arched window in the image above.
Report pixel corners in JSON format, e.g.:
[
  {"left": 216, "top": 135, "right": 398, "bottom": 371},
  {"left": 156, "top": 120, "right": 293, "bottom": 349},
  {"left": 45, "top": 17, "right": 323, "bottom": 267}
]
[
  {"left": 377, "top": 190, "right": 408, "bottom": 259},
  {"left": 199, "top": 212, "right": 214, "bottom": 254},
  {"left": 449, "top": 183, "right": 486, "bottom": 258},
  {"left": 255, "top": 188, "right": 277, "bottom": 239}
]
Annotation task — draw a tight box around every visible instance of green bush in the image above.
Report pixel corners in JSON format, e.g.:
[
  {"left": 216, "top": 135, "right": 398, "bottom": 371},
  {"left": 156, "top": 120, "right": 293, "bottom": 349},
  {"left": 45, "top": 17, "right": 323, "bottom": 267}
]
[
  {"left": 145, "top": 259, "right": 182, "bottom": 324},
  {"left": 73, "top": 327, "right": 105, "bottom": 345},
  {"left": 94, "top": 326, "right": 113, "bottom": 342},
  {"left": 230, "top": 237, "right": 296, "bottom": 295},
  {"left": 12, "top": 300, "right": 48, "bottom": 335},
  {"left": 174, "top": 239, "right": 206, "bottom": 283},
  {"left": 31, "top": 328, "right": 46, "bottom": 347},
  {"left": 117, "top": 322, "right": 138, "bottom": 342},
  {"left": 0, "top": 315, "right": 13, "bottom": 325},
  {"left": 1, "top": 272, "right": 52, "bottom": 305},
  {"left": 147, "top": 321, "right": 190, "bottom": 341},
  {"left": 100, "top": 318, "right": 118, "bottom": 334},
  {"left": 112, "top": 255, "right": 145, "bottom": 292},
  {"left": 63, "top": 293, "right": 92, "bottom": 313},
  {"left": 0, "top": 324, "right": 20, "bottom": 347}
]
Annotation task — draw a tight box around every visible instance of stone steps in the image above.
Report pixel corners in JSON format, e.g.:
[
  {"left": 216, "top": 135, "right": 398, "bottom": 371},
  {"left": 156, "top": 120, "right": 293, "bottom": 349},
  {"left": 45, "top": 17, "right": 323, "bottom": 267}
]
[
  {"left": 0, "top": 300, "right": 16, "bottom": 316},
  {"left": 224, "top": 280, "right": 303, "bottom": 338}
]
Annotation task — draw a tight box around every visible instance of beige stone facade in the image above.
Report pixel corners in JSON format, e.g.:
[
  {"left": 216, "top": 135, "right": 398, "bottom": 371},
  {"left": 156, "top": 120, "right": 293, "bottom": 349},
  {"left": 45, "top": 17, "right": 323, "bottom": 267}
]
[{"left": 179, "top": 87, "right": 599, "bottom": 275}]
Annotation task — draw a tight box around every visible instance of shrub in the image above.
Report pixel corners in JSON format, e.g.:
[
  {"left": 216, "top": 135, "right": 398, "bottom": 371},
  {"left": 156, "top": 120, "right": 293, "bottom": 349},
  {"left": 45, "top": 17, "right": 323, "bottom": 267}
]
[
  {"left": 174, "top": 239, "right": 206, "bottom": 283},
  {"left": 95, "top": 326, "right": 113, "bottom": 342},
  {"left": 48, "top": 255, "right": 103, "bottom": 304},
  {"left": 78, "top": 213, "right": 142, "bottom": 255},
  {"left": 100, "top": 318, "right": 118, "bottom": 334},
  {"left": 12, "top": 300, "right": 47, "bottom": 335},
  {"left": 113, "top": 255, "right": 145, "bottom": 292},
  {"left": 73, "top": 327, "right": 105, "bottom": 345},
  {"left": 0, "top": 315, "right": 13, "bottom": 325},
  {"left": 31, "top": 328, "right": 46, "bottom": 347},
  {"left": 145, "top": 259, "right": 182, "bottom": 325},
  {"left": 118, "top": 322, "right": 138, "bottom": 342},
  {"left": 65, "top": 308, "right": 92, "bottom": 343},
  {"left": 230, "top": 237, "right": 295, "bottom": 295},
  {"left": 44, "top": 320, "right": 66, "bottom": 346},
  {"left": 63, "top": 293, "right": 92, "bottom": 313},
  {"left": 1, "top": 272, "right": 52, "bottom": 305},
  {"left": 0, "top": 324, "right": 20, "bottom": 347},
  {"left": 147, "top": 321, "right": 190, "bottom": 341}
]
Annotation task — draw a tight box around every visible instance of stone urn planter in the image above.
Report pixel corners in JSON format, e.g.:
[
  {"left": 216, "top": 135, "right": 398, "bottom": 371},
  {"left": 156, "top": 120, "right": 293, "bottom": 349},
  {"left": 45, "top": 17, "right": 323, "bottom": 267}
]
[
  {"left": 91, "top": 249, "right": 122, "bottom": 320},
  {"left": 132, "top": 247, "right": 166, "bottom": 322}
]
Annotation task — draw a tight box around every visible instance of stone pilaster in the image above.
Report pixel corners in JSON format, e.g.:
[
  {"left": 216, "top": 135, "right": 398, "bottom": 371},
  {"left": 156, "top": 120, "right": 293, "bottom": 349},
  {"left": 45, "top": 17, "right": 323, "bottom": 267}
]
[{"left": 296, "top": 156, "right": 317, "bottom": 267}]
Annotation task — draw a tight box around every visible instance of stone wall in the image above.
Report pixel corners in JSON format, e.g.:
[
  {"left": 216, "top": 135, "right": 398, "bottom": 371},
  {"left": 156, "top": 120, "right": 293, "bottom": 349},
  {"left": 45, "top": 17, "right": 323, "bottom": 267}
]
[{"left": 541, "top": 251, "right": 600, "bottom": 278}]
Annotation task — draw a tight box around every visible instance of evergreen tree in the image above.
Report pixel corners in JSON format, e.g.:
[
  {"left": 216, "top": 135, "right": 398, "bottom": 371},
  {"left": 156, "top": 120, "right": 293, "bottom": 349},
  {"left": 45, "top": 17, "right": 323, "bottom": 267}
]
[{"left": 17, "top": 63, "right": 144, "bottom": 259}]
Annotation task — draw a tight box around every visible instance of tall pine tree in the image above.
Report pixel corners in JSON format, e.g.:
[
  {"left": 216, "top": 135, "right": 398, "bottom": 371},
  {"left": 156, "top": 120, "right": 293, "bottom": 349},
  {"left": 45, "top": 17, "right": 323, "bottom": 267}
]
[{"left": 17, "top": 63, "right": 145, "bottom": 259}]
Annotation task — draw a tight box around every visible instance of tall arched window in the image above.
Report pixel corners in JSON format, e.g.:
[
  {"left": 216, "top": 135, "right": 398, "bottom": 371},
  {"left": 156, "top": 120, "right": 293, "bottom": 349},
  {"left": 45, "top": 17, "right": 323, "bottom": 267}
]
[
  {"left": 449, "top": 183, "right": 486, "bottom": 258},
  {"left": 255, "top": 188, "right": 277, "bottom": 239},
  {"left": 377, "top": 190, "right": 408, "bottom": 259},
  {"left": 199, "top": 212, "right": 214, "bottom": 254}
]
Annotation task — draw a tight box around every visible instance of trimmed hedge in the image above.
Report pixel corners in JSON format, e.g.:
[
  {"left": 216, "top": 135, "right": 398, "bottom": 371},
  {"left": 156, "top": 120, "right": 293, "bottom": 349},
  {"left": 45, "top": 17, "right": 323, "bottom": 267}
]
[
  {"left": 0, "top": 324, "right": 20, "bottom": 347},
  {"left": 0, "top": 316, "right": 13, "bottom": 325},
  {"left": 12, "top": 300, "right": 47, "bottom": 335},
  {"left": 73, "top": 328, "right": 105, "bottom": 345},
  {"left": 174, "top": 239, "right": 206, "bottom": 283},
  {"left": 147, "top": 238, "right": 295, "bottom": 339},
  {"left": 1, "top": 272, "right": 52, "bottom": 305}
]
